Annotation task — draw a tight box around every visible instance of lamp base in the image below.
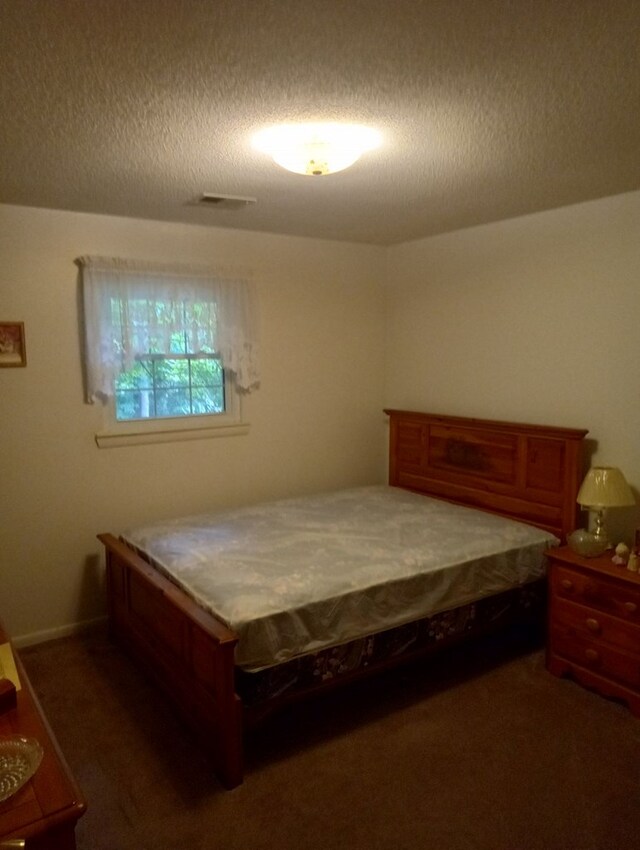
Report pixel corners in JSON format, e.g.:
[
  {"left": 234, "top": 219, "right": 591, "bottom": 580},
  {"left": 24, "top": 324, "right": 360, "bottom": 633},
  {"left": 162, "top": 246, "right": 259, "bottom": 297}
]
[
  {"left": 592, "top": 509, "right": 612, "bottom": 549},
  {"left": 567, "top": 529, "right": 608, "bottom": 558}
]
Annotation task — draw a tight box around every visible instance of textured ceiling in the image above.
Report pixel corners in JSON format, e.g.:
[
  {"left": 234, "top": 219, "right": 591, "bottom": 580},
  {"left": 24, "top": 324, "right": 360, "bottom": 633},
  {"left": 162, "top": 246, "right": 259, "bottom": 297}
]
[{"left": 1, "top": 0, "right": 639, "bottom": 245}]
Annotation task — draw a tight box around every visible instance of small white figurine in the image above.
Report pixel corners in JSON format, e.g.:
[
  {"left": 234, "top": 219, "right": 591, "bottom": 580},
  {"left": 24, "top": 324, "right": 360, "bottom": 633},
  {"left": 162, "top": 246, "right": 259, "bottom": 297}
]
[{"left": 612, "top": 542, "right": 630, "bottom": 565}]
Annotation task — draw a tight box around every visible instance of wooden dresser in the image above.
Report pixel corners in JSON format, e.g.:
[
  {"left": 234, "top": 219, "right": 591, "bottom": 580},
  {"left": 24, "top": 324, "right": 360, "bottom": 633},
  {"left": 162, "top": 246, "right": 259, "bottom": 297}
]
[
  {"left": 0, "top": 622, "right": 86, "bottom": 849},
  {"left": 547, "top": 545, "right": 640, "bottom": 715}
]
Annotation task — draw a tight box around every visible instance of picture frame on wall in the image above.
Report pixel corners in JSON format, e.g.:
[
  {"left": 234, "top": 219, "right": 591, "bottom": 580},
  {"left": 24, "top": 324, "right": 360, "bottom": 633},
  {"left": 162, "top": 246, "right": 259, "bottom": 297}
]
[{"left": 0, "top": 322, "right": 27, "bottom": 367}]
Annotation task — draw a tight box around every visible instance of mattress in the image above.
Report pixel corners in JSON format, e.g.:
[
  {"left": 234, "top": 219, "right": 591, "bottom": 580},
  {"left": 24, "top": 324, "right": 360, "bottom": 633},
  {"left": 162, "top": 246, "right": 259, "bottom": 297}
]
[{"left": 121, "top": 485, "right": 558, "bottom": 671}]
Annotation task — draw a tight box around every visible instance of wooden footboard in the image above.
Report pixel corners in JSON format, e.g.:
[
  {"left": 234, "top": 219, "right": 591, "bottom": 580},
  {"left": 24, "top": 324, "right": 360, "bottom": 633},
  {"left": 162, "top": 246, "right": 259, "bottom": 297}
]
[{"left": 98, "top": 534, "right": 244, "bottom": 789}]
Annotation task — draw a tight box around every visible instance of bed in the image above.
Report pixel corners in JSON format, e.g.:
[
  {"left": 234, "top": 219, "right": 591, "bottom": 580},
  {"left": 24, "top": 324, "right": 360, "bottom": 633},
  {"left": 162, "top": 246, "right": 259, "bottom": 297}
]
[{"left": 99, "top": 409, "right": 588, "bottom": 788}]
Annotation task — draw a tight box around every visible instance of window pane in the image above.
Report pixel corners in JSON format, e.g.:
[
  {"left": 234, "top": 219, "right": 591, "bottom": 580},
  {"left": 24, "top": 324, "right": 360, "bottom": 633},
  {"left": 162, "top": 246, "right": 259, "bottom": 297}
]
[
  {"left": 155, "top": 359, "right": 190, "bottom": 388},
  {"left": 190, "top": 358, "right": 222, "bottom": 386},
  {"left": 192, "top": 386, "right": 225, "bottom": 414},
  {"left": 115, "top": 355, "right": 226, "bottom": 422},
  {"left": 154, "top": 388, "right": 191, "bottom": 417},
  {"left": 115, "top": 361, "right": 153, "bottom": 390},
  {"left": 115, "top": 388, "right": 156, "bottom": 420},
  {"left": 169, "top": 331, "right": 188, "bottom": 355}
]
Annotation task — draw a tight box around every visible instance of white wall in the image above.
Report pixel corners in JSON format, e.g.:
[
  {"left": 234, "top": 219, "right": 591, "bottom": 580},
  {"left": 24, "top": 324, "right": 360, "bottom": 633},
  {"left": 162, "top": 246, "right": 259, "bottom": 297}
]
[
  {"left": 0, "top": 205, "right": 387, "bottom": 642},
  {"left": 385, "top": 190, "right": 640, "bottom": 543},
  {"left": 3, "top": 190, "right": 639, "bottom": 644}
]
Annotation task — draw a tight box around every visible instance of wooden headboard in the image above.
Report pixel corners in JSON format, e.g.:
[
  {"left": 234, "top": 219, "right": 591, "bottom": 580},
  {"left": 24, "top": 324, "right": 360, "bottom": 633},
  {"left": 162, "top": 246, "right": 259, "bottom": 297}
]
[{"left": 385, "top": 410, "right": 588, "bottom": 542}]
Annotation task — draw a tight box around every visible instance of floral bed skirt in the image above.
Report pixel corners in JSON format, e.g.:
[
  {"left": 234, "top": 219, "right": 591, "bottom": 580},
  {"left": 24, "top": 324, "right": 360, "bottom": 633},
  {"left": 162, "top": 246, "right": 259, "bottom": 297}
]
[{"left": 236, "top": 580, "right": 545, "bottom": 707}]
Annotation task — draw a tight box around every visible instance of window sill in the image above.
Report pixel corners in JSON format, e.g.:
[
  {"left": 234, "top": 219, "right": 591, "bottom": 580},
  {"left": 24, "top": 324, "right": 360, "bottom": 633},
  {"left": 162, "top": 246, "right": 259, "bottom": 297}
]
[{"left": 95, "top": 421, "right": 250, "bottom": 448}]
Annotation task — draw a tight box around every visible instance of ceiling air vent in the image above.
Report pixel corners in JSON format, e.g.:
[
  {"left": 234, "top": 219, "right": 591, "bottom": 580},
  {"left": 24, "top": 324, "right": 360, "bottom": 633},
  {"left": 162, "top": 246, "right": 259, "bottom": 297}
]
[{"left": 193, "top": 192, "right": 257, "bottom": 210}]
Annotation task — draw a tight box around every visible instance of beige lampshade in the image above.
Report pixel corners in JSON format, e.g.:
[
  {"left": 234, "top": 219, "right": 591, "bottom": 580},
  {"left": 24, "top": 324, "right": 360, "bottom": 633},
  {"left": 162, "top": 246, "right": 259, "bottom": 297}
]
[{"left": 576, "top": 466, "right": 635, "bottom": 508}]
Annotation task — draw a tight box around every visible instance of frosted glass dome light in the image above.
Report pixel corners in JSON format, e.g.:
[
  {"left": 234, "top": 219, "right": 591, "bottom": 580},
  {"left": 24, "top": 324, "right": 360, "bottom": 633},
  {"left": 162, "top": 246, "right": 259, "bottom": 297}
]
[{"left": 252, "top": 123, "right": 381, "bottom": 176}]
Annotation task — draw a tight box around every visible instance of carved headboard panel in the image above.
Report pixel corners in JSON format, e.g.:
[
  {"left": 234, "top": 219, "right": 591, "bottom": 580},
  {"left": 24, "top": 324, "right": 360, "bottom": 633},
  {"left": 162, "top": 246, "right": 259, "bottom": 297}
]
[{"left": 385, "top": 410, "right": 588, "bottom": 542}]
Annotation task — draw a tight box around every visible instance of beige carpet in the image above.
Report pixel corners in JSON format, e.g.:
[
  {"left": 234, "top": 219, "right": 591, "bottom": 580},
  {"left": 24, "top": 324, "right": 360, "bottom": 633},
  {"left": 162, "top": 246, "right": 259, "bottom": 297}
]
[{"left": 21, "top": 628, "right": 640, "bottom": 850}]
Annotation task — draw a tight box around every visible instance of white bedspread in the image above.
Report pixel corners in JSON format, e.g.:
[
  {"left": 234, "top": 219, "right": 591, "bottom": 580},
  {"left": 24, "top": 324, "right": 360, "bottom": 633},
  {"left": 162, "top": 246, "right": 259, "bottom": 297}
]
[{"left": 122, "top": 486, "right": 558, "bottom": 671}]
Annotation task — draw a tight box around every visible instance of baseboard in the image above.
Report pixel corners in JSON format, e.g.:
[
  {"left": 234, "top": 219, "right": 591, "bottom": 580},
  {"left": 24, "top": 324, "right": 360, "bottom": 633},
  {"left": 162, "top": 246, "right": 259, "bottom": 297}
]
[{"left": 13, "top": 615, "right": 108, "bottom": 648}]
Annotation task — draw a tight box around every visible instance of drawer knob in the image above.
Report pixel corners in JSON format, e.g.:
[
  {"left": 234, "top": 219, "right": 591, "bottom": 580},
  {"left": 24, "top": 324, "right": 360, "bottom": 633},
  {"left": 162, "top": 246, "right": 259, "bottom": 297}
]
[
  {"left": 585, "top": 618, "right": 601, "bottom": 633},
  {"left": 560, "top": 579, "right": 574, "bottom": 591},
  {"left": 585, "top": 648, "right": 600, "bottom": 663},
  {"left": 624, "top": 601, "right": 638, "bottom": 614}
]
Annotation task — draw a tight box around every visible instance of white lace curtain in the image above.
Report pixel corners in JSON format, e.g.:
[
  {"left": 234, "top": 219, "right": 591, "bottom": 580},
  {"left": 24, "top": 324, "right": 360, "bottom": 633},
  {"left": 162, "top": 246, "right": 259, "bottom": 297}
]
[{"left": 78, "top": 256, "right": 260, "bottom": 402}]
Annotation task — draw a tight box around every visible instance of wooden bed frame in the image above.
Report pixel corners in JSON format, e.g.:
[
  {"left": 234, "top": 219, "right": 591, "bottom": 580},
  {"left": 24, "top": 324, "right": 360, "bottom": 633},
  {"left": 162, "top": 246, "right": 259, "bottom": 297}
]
[{"left": 98, "top": 410, "right": 588, "bottom": 788}]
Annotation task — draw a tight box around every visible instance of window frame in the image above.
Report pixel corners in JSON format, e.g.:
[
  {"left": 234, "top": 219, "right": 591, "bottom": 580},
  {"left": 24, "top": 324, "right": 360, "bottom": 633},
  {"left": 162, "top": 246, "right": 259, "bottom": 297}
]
[
  {"left": 114, "top": 351, "right": 227, "bottom": 423},
  {"left": 95, "top": 365, "right": 248, "bottom": 449}
]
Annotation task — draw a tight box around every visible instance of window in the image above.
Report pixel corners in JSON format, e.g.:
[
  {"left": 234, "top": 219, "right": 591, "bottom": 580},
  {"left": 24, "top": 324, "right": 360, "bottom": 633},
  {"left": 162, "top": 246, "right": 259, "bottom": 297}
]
[
  {"left": 77, "top": 256, "right": 259, "bottom": 446},
  {"left": 115, "top": 352, "right": 225, "bottom": 421}
]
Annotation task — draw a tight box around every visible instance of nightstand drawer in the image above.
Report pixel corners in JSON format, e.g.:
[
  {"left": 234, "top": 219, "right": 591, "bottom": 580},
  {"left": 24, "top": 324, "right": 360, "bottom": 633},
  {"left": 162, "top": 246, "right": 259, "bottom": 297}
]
[
  {"left": 551, "top": 565, "right": 640, "bottom": 624},
  {"left": 552, "top": 597, "right": 640, "bottom": 655},
  {"left": 551, "top": 626, "right": 640, "bottom": 689}
]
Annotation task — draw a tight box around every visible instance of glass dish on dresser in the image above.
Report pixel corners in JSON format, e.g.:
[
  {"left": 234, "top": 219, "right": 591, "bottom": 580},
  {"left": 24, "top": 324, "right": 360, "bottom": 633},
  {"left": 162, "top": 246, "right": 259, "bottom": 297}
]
[{"left": 0, "top": 735, "right": 44, "bottom": 802}]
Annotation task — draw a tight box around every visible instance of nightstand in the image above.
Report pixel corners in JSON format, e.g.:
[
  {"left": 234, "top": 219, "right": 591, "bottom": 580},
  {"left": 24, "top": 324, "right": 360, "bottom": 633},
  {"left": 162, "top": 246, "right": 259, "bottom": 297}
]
[{"left": 546, "top": 545, "right": 640, "bottom": 715}]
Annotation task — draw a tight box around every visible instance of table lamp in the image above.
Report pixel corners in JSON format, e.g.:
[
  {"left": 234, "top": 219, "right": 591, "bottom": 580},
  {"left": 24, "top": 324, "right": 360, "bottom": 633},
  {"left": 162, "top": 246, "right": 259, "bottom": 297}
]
[{"left": 576, "top": 466, "right": 635, "bottom": 549}]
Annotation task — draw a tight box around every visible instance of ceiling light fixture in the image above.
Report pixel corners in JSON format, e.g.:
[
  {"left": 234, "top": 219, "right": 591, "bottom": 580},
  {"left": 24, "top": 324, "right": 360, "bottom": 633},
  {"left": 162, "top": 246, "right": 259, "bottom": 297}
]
[{"left": 252, "top": 122, "right": 381, "bottom": 176}]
